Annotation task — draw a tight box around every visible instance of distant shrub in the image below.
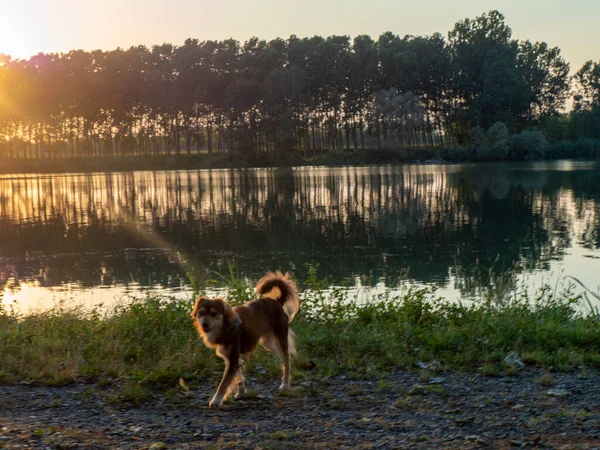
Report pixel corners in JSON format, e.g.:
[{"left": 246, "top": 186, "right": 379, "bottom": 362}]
[
  {"left": 509, "top": 130, "right": 547, "bottom": 160},
  {"left": 488, "top": 123, "right": 511, "bottom": 160},
  {"left": 491, "top": 140, "right": 510, "bottom": 160},
  {"left": 546, "top": 139, "right": 600, "bottom": 160},
  {"left": 473, "top": 122, "right": 510, "bottom": 161},
  {"left": 487, "top": 122, "right": 510, "bottom": 144},
  {"left": 310, "top": 148, "right": 407, "bottom": 166},
  {"left": 547, "top": 141, "right": 575, "bottom": 159},
  {"left": 474, "top": 144, "right": 493, "bottom": 161},
  {"left": 442, "top": 145, "right": 472, "bottom": 162},
  {"left": 573, "top": 139, "right": 600, "bottom": 158},
  {"left": 472, "top": 126, "right": 487, "bottom": 146}
]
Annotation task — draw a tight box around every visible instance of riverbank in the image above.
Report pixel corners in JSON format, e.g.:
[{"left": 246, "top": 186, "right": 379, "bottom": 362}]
[
  {"left": 0, "top": 150, "right": 447, "bottom": 175},
  {"left": 1, "top": 279, "right": 599, "bottom": 388},
  {"left": 2, "top": 369, "right": 599, "bottom": 449},
  {"left": 1, "top": 278, "right": 600, "bottom": 447},
  {"left": 1, "top": 142, "right": 599, "bottom": 175}
]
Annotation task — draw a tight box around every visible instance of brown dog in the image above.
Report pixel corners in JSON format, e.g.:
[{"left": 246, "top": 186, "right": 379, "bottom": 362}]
[{"left": 191, "top": 271, "right": 300, "bottom": 407}]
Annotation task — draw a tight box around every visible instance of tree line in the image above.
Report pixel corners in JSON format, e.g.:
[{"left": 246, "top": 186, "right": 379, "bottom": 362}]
[{"left": 0, "top": 10, "right": 598, "bottom": 162}]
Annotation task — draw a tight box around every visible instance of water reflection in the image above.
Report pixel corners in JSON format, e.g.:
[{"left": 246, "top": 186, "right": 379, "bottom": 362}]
[{"left": 1, "top": 161, "right": 599, "bottom": 311}]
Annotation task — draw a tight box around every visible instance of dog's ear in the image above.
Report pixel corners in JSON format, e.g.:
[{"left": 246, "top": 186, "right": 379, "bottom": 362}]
[
  {"left": 191, "top": 296, "right": 207, "bottom": 318},
  {"left": 223, "top": 300, "right": 233, "bottom": 319},
  {"left": 215, "top": 298, "right": 233, "bottom": 319}
]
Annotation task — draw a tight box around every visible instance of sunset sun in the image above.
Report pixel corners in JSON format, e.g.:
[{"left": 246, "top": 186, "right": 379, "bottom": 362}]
[{"left": 0, "top": 16, "right": 36, "bottom": 59}]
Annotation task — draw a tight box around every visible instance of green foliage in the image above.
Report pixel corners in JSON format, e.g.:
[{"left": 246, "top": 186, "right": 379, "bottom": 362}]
[
  {"left": 268, "top": 431, "right": 292, "bottom": 441},
  {"left": 0, "top": 296, "right": 212, "bottom": 387},
  {"left": 487, "top": 122, "right": 511, "bottom": 146},
  {"left": 510, "top": 129, "right": 547, "bottom": 160},
  {"left": 1, "top": 270, "right": 599, "bottom": 390},
  {"left": 538, "top": 372, "right": 556, "bottom": 387},
  {"left": 546, "top": 138, "right": 600, "bottom": 159},
  {"left": 207, "top": 263, "right": 257, "bottom": 305},
  {"left": 0, "top": 10, "right": 582, "bottom": 162},
  {"left": 473, "top": 122, "right": 510, "bottom": 160},
  {"left": 440, "top": 145, "right": 472, "bottom": 162},
  {"left": 449, "top": 11, "right": 525, "bottom": 133},
  {"left": 446, "top": 10, "right": 570, "bottom": 138},
  {"left": 573, "top": 60, "right": 600, "bottom": 112},
  {"left": 574, "top": 138, "right": 600, "bottom": 157}
]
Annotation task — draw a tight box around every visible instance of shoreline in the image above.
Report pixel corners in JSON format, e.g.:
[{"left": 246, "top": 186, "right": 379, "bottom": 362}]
[
  {"left": 2, "top": 279, "right": 600, "bottom": 447},
  {"left": 0, "top": 151, "right": 598, "bottom": 176}
]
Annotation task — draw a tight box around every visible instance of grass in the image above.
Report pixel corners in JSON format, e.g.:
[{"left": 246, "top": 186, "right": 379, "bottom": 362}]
[
  {"left": 538, "top": 373, "right": 556, "bottom": 387},
  {"left": 1, "top": 270, "right": 599, "bottom": 390},
  {"left": 268, "top": 431, "right": 292, "bottom": 441}
]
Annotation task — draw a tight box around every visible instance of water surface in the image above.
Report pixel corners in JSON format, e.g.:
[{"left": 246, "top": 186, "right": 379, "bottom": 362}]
[{"left": 1, "top": 161, "right": 599, "bottom": 312}]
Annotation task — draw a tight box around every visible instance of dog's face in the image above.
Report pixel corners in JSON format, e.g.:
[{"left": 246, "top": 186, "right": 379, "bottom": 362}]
[{"left": 191, "top": 297, "right": 230, "bottom": 342}]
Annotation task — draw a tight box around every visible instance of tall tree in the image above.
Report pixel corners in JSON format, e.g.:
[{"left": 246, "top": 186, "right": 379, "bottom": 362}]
[
  {"left": 573, "top": 60, "right": 600, "bottom": 111},
  {"left": 448, "top": 10, "right": 528, "bottom": 140},
  {"left": 517, "top": 40, "right": 571, "bottom": 125}
]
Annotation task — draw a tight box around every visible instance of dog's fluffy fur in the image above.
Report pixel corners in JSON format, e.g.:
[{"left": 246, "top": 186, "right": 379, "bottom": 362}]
[{"left": 191, "top": 271, "right": 299, "bottom": 407}]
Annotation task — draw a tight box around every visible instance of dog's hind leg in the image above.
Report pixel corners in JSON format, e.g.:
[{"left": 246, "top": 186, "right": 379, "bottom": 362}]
[
  {"left": 281, "top": 329, "right": 296, "bottom": 390},
  {"left": 260, "top": 332, "right": 292, "bottom": 391},
  {"left": 277, "top": 332, "right": 291, "bottom": 391}
]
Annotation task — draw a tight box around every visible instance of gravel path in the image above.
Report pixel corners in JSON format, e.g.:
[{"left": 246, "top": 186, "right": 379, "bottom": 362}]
[{"left": 1, "top": 370, "right": 599, "bottom": 449}]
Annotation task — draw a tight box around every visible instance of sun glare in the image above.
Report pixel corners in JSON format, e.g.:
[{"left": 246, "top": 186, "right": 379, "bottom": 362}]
[{"left": 0, "top": 16, "right": 36, "bottom": 60}]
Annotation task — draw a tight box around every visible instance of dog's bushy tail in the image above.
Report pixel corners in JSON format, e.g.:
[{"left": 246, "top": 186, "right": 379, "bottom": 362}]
[{"left": 256, "top": 271, "right": 300, "bottom": 323}]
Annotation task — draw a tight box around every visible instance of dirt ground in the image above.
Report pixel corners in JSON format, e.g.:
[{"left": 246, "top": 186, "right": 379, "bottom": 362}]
[{"left": 1, "top": 369, "right": 599, "bottom": 449}]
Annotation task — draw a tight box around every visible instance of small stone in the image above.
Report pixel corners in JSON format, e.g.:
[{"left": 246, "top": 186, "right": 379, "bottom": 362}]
[
  {"left": 415, "top": 360, "right": 441, "bottom": 371},
  {"left": 149, "top": 443, "right": 166, "bottom": 450},
  {"left": 547, "top": 389, "right": 570, "bottom": 397},
  {"left": 408, "top": 384, "right": 427, "bottom": 395},
  {"left": 429, "top": 377, "right": 444, "bottom": 384},
  {"left": 466, "top": 435, "right": 488, "bottom": 446},
  {"left": 428, "top": 360, "right": 441, "bottom": 371},
  {"left": 148, "top": 442, "right": 166, "bottom": 450},
  {"left": 256, "top": 392, "right": 274, "bottom": 400},
  {"left": 455, "top": 417, "right": 475, "bottom": 425},
  {"left": 504, "top": 352, "right": 525, "bottom": 370}
]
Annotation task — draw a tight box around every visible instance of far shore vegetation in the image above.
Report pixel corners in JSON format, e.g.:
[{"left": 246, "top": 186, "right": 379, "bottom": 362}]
[
  {"left": 1, "top": 267, "right": 599, "bottom": 398},
  {"left": 0, "top": 10, "right": 600, "bottom": 174},
  {"left": 1, "top": 136, "right": 600, "bottom": 175}
]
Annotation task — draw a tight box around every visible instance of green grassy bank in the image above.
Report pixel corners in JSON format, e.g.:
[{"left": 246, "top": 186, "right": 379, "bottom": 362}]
[{"left": 1, "top": 274, "right": 599, "bottom": 397}]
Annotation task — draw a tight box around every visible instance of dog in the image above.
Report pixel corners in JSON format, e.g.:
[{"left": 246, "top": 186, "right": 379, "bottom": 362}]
[{"left": 191, "top": 271, "right": 300, "bottom": 408}]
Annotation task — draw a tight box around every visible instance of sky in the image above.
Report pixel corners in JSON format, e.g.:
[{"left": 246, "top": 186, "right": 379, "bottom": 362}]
[{"left": 0, "top": 0, "right": 599, "bottom": 72}]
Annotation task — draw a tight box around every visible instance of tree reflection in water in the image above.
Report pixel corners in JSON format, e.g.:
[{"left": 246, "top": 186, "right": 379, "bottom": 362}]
[{"left": 0, "top": 161, "right": 599, "bottom": 309}]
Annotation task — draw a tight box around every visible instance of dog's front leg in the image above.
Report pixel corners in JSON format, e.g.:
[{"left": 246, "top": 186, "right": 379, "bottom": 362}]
[
  {"left": 210, "top": 348, "right": 240, "bottom": 408},
  {"left": 235, "top": 358, "right": 247, "bottom": 399}
]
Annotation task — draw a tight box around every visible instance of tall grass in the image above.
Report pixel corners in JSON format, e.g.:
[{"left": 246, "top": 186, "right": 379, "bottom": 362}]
[
  {"left": 1, "top": 269, "right": 599, "bottom": 389},
  {"left": 0, "top": 297, "right": 215, "bottom": 387}
]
